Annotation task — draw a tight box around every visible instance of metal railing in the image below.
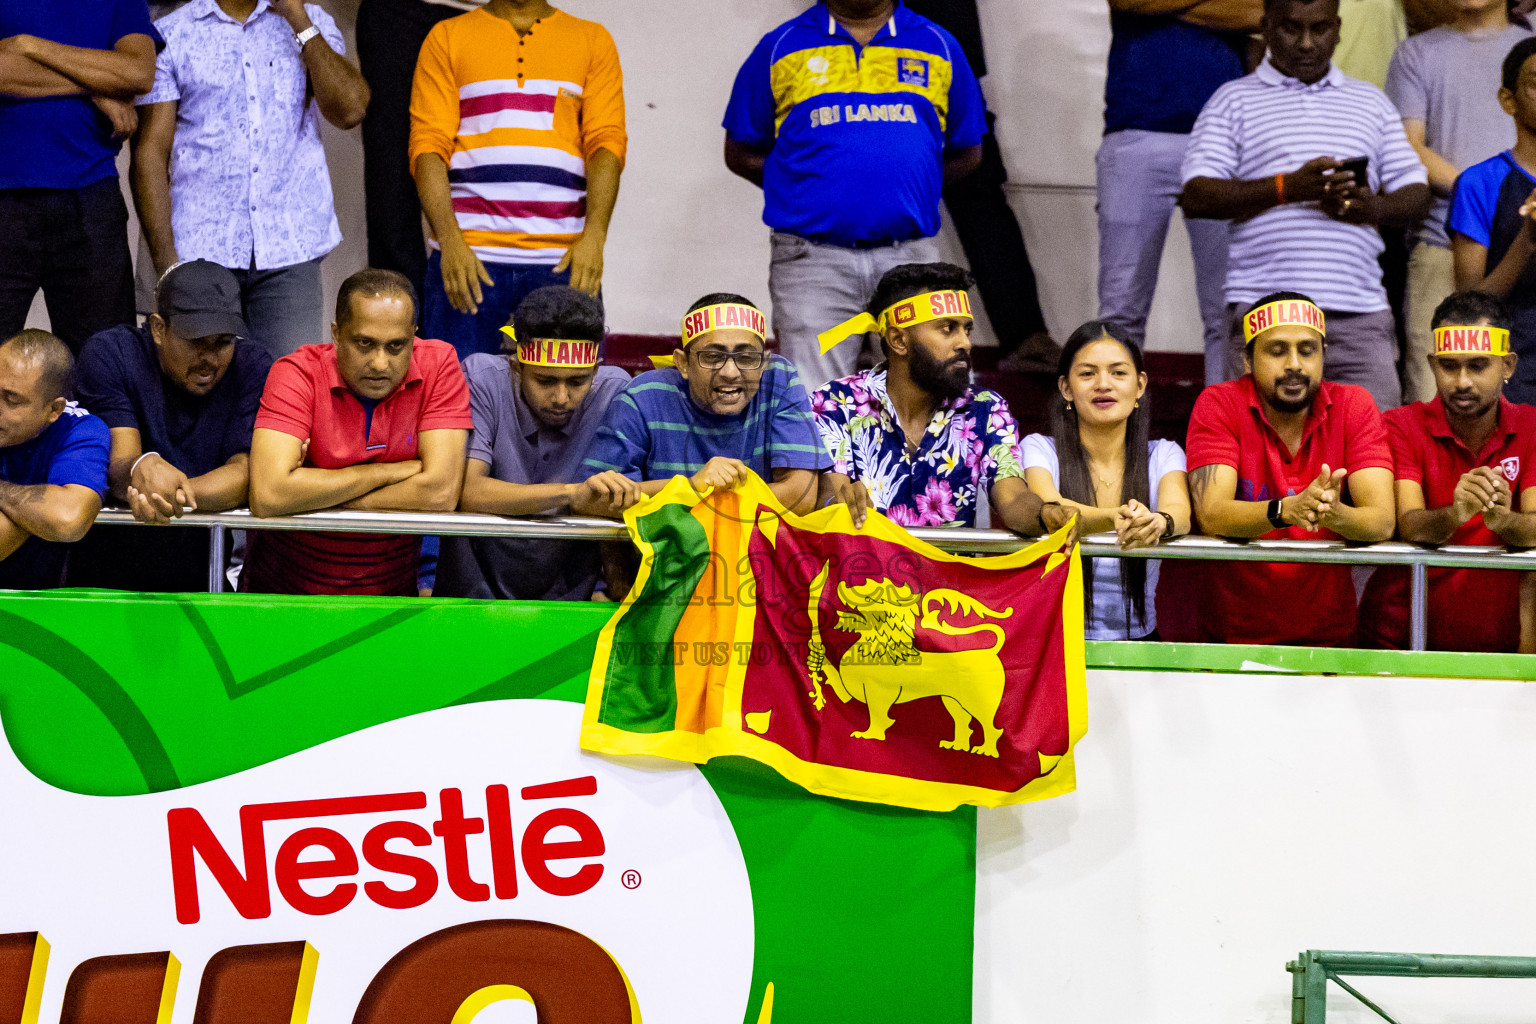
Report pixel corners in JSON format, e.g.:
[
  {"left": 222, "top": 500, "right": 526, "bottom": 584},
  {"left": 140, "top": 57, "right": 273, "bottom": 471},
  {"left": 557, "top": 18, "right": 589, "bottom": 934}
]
[
  {"left": 89, "top": 509, "right": 1536, "bottom": 652},
  {"left": 1288, "top": 949, "right": 1536, "bottom": 1024}
]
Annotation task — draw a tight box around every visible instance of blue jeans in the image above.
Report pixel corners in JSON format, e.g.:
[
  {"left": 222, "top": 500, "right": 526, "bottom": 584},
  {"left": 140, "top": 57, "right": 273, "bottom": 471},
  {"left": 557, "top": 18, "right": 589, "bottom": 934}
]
[{"left": 419, "top": 250, "right": 570, "bottom": 360}]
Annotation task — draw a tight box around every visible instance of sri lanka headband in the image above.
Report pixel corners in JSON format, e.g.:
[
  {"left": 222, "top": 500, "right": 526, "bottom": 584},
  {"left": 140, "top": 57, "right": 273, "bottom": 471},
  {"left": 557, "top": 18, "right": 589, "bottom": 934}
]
[
  {"left": 499, "top": 325, "right": 601, "bottom": 368},
  {"left": 650, "top": 302, "right": 767, "bottom": 369},
  {"left": 817, "top": 290, "right": 973, "bottom": 354},
  {"left": 1434, "top": 324, "right": 1510, "bottom": 357},
  {"left": 1242, "top": 299, "right": 1326, "bottom": 344}
]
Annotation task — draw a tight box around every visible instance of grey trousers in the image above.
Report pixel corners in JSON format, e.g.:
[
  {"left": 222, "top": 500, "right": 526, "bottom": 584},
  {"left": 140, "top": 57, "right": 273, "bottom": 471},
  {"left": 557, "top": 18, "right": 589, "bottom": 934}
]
[
  {"left": 769, "top": 231, "right": 942, "bottom": 389},
  {"left": 1226, "top": 303, "right": 1402, "bottom": 411},
  {"left": 1096, "top": 129, "right": 1231, "bottom": 387},
  {"left": 230, "top": 256, "right": 326, "bottom": 358}
]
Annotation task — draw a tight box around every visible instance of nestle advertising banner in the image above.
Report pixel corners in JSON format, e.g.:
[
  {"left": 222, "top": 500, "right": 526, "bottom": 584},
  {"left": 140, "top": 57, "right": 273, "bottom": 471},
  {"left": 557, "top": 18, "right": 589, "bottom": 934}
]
[{"left": 0, "top": 594, "right": 974, "bottom": 1023}]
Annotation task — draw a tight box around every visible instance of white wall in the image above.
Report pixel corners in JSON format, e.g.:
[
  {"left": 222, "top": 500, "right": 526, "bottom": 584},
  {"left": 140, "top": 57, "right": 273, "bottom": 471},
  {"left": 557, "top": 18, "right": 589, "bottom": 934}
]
[
  {"left": 976, "top": 667, "right": 1536, "bottom": 1023},
  {"left": 31, "top": 0, "right": 1207, "bottom": 353}
]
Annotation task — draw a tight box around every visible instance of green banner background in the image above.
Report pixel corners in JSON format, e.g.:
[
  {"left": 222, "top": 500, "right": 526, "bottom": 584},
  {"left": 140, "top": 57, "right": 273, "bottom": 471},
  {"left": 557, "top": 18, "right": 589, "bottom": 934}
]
[{"left": 0, "top": 591, "right": 976, "bottom": 1024}]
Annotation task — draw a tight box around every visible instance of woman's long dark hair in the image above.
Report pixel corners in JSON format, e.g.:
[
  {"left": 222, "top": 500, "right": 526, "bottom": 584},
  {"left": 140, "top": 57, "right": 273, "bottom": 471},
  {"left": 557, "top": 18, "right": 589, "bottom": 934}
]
[{"left": 1050, "top": 321, "right": 1152, "bottom": 632}]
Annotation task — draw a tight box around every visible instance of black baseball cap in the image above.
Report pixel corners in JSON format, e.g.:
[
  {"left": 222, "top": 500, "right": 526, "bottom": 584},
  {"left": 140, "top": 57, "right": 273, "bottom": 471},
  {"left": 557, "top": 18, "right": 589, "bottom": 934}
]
[{"left": 156, "top": 260, "right": 248, "bottom": 340}]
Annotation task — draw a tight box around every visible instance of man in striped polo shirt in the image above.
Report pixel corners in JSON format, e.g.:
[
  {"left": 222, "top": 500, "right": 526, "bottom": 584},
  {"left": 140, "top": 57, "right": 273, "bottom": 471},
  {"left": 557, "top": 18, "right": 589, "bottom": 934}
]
[
  {"left": 409, "top": 0, "right": 626, "bottom": 359},
  {"left": 1180, "top": 0, "right": 1431, "bottom": 411},
  {"left": 582, "top": 294, "right": 829, "bottom": 514}
]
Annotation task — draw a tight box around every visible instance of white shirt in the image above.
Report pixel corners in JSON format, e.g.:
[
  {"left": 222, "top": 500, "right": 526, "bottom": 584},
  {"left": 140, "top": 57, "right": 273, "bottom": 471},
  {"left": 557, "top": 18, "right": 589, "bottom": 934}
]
[
  {"left": 140, "top": 0, "right": 344, "bottom": 270},
  {"left": 1021, "top": 435, "right": 1186, "bottom": 641},
  {"left": 1181, "top": 57, "right": 1428, "bottom": 312}
]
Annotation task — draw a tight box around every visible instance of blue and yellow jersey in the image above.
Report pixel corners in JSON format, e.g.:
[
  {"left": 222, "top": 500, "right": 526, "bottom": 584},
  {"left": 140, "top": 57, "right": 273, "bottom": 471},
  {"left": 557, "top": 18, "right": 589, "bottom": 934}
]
[{"left": 723, "top": 2, "right": 985, "bottom": 248}]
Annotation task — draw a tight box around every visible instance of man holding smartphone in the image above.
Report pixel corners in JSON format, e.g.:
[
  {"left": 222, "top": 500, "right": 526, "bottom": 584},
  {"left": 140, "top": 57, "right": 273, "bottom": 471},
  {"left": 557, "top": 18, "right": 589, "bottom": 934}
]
[{"left": 1179, "top": 0, "right": 1431, "bottom": 411}]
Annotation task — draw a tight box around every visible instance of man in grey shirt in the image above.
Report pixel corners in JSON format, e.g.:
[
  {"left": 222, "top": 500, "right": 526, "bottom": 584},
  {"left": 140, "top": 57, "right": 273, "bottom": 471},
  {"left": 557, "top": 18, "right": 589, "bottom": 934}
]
[
  {"left": 436, "top": 286, "right": 636, "bottom": 600},
  {"left": 1387, "top": 0, "right": 1531, "bottom": 402}
]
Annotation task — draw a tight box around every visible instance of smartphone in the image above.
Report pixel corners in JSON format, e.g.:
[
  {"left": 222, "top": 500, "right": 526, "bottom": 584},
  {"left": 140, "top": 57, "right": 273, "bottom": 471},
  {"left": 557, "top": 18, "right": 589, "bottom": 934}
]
[{"left": 1334, "top": 156, "right": 1370, "bottom": 189}]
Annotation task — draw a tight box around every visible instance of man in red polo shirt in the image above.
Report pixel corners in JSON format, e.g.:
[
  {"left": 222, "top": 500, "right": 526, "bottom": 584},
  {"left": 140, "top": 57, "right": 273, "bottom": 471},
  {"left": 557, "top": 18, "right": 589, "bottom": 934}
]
[
  {"left": 1187, "top": 290, "right": 1397, "bottom": 646},
  {"left": 1359, "top": 292, "right": 1536, "bottom": 651},
  {"left": 244, "top": 269, "right": 471, "bottom": 595}
]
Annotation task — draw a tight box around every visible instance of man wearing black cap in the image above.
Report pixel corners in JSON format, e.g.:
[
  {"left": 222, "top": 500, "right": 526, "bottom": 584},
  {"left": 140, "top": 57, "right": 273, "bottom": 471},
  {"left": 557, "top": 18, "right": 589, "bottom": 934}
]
[{"left": 70, "top": 259, "right": 274, "bottom": 591}]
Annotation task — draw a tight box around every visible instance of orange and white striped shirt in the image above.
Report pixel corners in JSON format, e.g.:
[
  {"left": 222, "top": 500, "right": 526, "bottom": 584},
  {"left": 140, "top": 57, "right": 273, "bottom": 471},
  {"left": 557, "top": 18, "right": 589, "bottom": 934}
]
[{"left": 409, "top": 8, "right": 626, "bottom": 265}]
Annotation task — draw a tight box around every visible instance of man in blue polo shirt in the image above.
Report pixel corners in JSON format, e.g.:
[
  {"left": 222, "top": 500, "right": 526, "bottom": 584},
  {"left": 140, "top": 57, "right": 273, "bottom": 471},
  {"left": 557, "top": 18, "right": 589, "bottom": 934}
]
[
  {"left": 583, "top": 293, "right": 829, "bottom": 513},
  {"left": 0, "top": 0, "right": 158, "bottom": 352},
  {"left": 1099, "top": 0, "right": 1257, "bottom": 387},
  {"left": 723, "top": 0, "right": 985, "bottom": 388},
  {"left": 71, "top": 260, "right": 273, "bottom": 592},
  {"left": 0, "top": 330, "right": 110, "bottom": 590}
]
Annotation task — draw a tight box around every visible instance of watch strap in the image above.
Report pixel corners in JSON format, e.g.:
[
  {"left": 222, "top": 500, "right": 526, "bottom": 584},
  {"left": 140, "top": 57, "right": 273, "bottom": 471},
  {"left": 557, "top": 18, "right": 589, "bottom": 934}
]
[
  {"left": 295, "top": 24, "right": 321, "bottom": 48},
  {"left": 1266, "top": 498, "right": 1286, "bottom": 530}
]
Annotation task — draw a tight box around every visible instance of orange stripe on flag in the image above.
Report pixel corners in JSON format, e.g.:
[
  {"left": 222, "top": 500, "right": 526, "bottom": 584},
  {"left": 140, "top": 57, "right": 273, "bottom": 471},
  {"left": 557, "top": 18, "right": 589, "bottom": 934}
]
[{"left": 671, "top": 492, "right": 743, "bottom": 733}]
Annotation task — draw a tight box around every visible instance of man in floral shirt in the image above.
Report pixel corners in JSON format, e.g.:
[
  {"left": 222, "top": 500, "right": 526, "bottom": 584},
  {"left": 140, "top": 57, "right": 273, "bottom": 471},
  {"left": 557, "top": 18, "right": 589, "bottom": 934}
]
[{"left": 813, "top": 261, "right": 1075, "bottom": 538}]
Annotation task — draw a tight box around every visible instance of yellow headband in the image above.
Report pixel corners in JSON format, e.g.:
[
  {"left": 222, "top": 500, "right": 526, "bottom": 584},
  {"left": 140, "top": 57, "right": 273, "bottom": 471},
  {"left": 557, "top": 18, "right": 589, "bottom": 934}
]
[
  {"left": 1434, "top": 324, "right": 1510, "bottom": 357},
  {"left": 1242, "top": 299, "right": 1326, "bottom": 344},
  {"left": 651, "top": 302, "right": 767, "bottom": 369},
  {"left": 817, "top": 289, "right": 973, "bottom": 354},
  {"left": 498, "top": 325, "right": 600, "bottom": 368}
]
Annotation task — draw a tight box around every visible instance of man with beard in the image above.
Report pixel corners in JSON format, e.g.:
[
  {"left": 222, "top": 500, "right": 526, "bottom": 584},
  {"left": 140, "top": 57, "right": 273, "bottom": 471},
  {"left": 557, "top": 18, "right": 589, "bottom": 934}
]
[
  {"left": 1187, "top": 290, "right": 1396, "bottom": 646},
  {"left": 813, "top": 262, "right": 1075, "bottom": 537},
  {"left": 71, "top": 260, "right": 273, "bottom": 591},
  {"left": 1358, "top": 291, "right": 1536, "bottom": 650},
  {"left": 582, "top": 293, "right": 827, "bottom": 513}
]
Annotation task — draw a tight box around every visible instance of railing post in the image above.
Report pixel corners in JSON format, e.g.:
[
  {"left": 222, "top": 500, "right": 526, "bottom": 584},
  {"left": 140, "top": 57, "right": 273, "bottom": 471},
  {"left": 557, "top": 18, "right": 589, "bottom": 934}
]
[
  {"left": 1409, "top": 561, "right": 1428, "bottom": 651},
  {"left": 207, "top": 523, "right": 227, "bottom": 594}
]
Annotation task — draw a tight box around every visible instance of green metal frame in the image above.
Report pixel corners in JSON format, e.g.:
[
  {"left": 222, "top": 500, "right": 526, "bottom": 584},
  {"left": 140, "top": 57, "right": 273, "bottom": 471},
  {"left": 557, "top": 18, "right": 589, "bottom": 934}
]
[{"left": 1287, "top": 950, "right": 1536, "bottom": 1024}]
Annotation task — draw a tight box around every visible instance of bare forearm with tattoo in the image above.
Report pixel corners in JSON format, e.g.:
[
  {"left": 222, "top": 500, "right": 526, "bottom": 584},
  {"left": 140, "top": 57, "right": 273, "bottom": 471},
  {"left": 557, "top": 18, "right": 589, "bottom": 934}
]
[
  {"left": 1189, "top": 462, "right": 1278, "bottom": 538},
  {"left": 0, "top": 480, "right": 49, "bottom": 512},
  {"left": 0, "top": 480, "right": 100, "bottom": 543}
]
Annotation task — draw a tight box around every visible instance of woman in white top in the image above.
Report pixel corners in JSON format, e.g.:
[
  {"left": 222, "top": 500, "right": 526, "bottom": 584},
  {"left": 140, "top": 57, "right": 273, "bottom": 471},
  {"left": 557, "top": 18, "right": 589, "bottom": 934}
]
[{"left": 1022, "top": 321, "right": 1191, "bottom": 640}]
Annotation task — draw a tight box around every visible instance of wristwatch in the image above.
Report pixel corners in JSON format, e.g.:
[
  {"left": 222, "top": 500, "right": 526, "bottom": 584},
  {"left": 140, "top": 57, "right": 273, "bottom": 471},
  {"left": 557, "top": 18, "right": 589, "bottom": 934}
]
[
  {"left": 1266, "top": 498, "right": 1286, "bottom": 530},
  {"left": 1157, "top": 511, "right": 1175, "bottom": 540},
  {"left": 294, "top": 24, "right": 321, "bottom": 49}
]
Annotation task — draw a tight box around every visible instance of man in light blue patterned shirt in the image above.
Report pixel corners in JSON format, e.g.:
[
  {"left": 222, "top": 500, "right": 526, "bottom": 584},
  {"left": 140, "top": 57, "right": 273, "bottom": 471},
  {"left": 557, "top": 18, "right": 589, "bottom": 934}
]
[{"left": 130, "top": 0, "right": 370, "bottom": 357}]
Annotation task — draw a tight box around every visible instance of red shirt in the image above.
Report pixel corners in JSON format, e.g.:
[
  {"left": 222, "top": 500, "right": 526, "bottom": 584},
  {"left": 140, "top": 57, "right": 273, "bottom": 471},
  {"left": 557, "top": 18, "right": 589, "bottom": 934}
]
[
  {"left": 1358, "top": 397, "right": 1536, "bottom": 652},
  {"left": 243, "top": 339, "right": 472, "bottom": 596},
  {"left": 1185, "top": 377, "right": 1393, "bottom": 647}
]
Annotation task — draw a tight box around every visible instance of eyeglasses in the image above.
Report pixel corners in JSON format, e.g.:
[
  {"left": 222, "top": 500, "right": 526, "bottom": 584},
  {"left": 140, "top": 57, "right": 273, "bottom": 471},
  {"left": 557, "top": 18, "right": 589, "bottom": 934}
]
[{"left": 691, "top": 348, "right": 767, "bottom": 370}]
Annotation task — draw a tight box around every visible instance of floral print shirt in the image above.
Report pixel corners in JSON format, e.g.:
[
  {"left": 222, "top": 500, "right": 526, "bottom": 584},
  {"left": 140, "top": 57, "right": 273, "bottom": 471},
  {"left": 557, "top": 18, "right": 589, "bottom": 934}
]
[
  {"left": 811, "top": 368, "right": 1026, "bottom": 528},
  {"left": 140, "top": 0, "right": 344, "bottom": 270}
]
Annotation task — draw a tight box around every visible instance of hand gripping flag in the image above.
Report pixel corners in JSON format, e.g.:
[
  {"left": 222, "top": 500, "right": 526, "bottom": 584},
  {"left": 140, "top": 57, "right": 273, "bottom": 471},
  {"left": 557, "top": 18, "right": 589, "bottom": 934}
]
[{"left": 580, "top": 472, "right": 1087, "bottom": 812}]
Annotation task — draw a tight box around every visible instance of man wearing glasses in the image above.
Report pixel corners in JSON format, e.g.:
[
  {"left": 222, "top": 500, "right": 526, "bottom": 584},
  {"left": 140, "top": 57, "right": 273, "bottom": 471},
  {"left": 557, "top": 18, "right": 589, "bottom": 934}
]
[{"left": 582, "top": 293, "right": 827, "bottom": 513}]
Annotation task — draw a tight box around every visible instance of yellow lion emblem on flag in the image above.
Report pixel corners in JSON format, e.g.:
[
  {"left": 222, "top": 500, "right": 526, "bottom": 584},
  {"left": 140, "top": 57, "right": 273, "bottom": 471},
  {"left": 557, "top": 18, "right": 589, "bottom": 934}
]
[{"left": 804, "top": 563, "right": 1011, "bottom": 756}]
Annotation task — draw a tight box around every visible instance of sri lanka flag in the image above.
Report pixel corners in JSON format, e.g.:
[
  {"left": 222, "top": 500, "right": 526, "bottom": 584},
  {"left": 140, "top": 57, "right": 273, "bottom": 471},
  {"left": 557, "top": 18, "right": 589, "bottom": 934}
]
[{"left": 579, "top": 473, "right": 1087, "bottom": 812}]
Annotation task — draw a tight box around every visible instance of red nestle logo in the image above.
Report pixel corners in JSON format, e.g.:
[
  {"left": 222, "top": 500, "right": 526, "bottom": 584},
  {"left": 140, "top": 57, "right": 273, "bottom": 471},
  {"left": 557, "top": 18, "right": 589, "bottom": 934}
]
[{"left": 167, "top": 777, "right": 604, "bottom": 924}]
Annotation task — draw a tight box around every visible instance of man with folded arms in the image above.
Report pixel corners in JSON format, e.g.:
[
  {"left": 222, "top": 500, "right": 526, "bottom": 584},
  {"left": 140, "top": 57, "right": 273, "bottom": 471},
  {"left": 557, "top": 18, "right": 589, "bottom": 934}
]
[
  {"left": 245, "top": 268, "right": 471, "bottom": 595},
  {"left": 1187, "top": 290, "right": 1396, "bottom": 646},
  {"left": 582, "top": 293, "right": 827, "bottom": 513},
  {"left": 0, "top": 330, "right": 109, "bottom": 589},
  {"left": 436, "top": 285, "right": 637, "bottom": 601},
  {"left": 1359, "top": 291, "right": 1536, "bottom": 651},
  {"left": 71, "top": 260, "right": 272, "bottom": 591},
  {"left": 814, "top": 262, "right": 1074, "bottom": 538}
]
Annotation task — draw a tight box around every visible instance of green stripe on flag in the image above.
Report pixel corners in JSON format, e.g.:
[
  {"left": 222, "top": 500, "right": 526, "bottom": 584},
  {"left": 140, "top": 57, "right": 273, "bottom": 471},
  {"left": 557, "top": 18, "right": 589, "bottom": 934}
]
[{"left": 598, "top": 502, "right": 712, "bottom": 732}]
